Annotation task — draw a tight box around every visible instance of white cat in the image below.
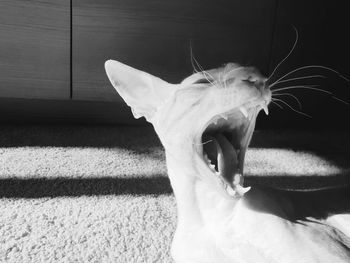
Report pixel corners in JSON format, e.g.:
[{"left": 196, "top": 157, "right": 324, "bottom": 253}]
[{"left": 105, "top": 60, "right": 350, "bottom": 263}]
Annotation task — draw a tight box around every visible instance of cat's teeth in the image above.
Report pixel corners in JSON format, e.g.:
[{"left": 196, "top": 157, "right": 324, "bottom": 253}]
[
  {"left": 209, "top": 164, "right": 216, "bottom": 171},
  {"left": 239, "top": 107, "right": 248, "bottom": 118},
  {"left": 226, "top": 186, "right": 236, "bottom": 196},
  {"left": 236, "top": 185, "right": 251, "bottom": 196},
  {"left": 226, "top": 184, "right": 250, "bottom": 197},
  {"left": 228, "top": 173, "right": 251, "bottom": 196},
  {"left": 262, "top": 104, "right": 269, "bottom": 115}
]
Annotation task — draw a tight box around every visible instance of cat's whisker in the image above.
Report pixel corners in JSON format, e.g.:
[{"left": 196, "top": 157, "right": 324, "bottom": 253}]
[
  {"left": 193, "top": 140, "right": 213, "bottom": 146},
  {"left": 272, "top": 98, "right": 312, "bottom": 118},
  {"left": 196, "top": 62, "right": 215, "bottom": 86},
  {"left": 331, "top": 96, "right": 350, "bottom": 106},
  {"left": 273, "top": 86, "right": 349, "bottom": 108},
  {"left": 223, "top": 75, "right": 228, "bottom": 89},
  {"left": 191, "top": 55, "right": 205, "bottom": 75},
  {"left": 269, "top": 75, "right": 326, "bottom": 89},
  {"left": 269, "top": 65, "right": 350, "bottom": 88},
  {"left": 271, "top": 100, "right": 284, "bottom": 109},
  {"left": 189, "top": 45, "right": 215, "bottom": 86},
  {"left": 189, "top": 41, "right": 200, "bottom": 74},
  {"left": 272, "top": 85, "right": 332, "bottom": 95},
  {"left": 267, "top": 25, "right": 298, "bottom": 83},
  {"left": 272, "top": 92, "right": 302, "bottom": 110},
  {"left": 218, "top": 72, "right": 227, "bottom": 89}
]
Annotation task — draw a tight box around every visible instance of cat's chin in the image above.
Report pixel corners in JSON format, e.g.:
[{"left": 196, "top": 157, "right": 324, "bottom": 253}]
[{"left": 197, "top": 106, "right": 259, "bottom": 197}]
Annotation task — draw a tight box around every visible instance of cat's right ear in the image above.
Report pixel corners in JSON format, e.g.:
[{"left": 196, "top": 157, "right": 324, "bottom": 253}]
[{"left": 105, "top": 60, "right": 175, "bottom": 122}]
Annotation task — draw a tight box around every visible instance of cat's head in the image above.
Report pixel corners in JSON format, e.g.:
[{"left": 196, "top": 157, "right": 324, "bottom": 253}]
[{"left": 105, "top": 60, "right": 271, "bottom": 193}]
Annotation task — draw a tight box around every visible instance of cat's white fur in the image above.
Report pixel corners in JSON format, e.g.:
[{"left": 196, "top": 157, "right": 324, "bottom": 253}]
[{"left": 105, "top": 60, "right": 350, "bottom": 263}]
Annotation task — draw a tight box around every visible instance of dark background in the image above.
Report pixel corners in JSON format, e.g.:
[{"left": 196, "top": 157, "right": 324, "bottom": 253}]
[
  {"left": 263, "top": 0, "right": 350, "bottom": 130},
  {"left": 0, "top": 0, "right": 349, "bottom": 129}
]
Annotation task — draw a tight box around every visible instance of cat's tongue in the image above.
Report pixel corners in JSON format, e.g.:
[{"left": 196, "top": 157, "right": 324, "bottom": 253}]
[
  {"left": 203, "top": 133, "right": 238, "bottom": 182},
  {"left": 214, "top": 133, "right": 237, "bottom": 183},
  {"left": 203, "top": 133, "right": 250, "bottom": 196}
]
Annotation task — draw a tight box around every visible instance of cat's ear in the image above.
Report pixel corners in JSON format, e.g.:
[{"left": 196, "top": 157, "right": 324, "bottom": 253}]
[{"left": 105, "top": 60, "right": 175, "bottom": 122}]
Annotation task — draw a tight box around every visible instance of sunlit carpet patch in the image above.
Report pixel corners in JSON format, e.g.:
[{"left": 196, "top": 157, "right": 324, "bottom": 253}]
[{"left": 246, "top": 148, "right": 342, "bottom": 176}]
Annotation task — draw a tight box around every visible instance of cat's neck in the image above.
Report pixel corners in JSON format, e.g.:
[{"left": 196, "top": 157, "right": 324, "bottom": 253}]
[{"left": 165, "top": 148, "right": 237, "bottom": 229}]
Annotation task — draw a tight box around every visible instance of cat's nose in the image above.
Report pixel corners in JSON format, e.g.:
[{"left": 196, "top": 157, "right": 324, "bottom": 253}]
[{"left": 255, "top": 81, "right": 266, "bottom": 91}]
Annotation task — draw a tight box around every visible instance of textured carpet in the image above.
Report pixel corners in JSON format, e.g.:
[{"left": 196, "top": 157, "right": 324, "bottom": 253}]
[{"left": 0, "top": 125, "right": 349, "bottom": 263}]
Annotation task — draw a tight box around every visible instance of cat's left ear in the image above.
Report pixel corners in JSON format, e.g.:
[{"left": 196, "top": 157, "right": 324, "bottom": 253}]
[{"left": 105, "top": 60, "right": 175, "bottom": 122}]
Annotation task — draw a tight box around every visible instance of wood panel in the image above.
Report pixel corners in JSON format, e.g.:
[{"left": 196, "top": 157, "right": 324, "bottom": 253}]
[
  {"left": 73, "top": 0, "right": 277, "bottom": 101},
  {"left": 267, "top": 0, "right": 350, "bottom": 127},
  {"left": 0, "top": 0, "right": 70, "bottom": 99},
  {"left": 0, "top": 97, "right": 142, "bottom": 125},
  {"left": 2, "top": 96, "right": 348, "bottom": 129}
]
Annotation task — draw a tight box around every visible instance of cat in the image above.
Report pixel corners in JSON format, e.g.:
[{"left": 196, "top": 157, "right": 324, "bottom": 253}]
[{"left": 105, "top": 60, "right": 350, "bottom": 263}]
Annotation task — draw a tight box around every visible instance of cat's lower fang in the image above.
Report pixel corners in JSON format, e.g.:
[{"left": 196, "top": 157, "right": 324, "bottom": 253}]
[
  {"left": 226, "top": 184, "right": 251, "bottom": 197},
  {"left": 236, "top": 185, "right": 251, "bottom": 196}
]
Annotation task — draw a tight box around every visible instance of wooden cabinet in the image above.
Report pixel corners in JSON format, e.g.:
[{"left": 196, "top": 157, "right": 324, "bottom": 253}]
[
  {"left": 1, "top": 0, "right": 348, "bottom": 126},
  {"left": 0, "top": 0, "right": 70, "bottom": 100},
  {"left": 72, "top": 0, "right": 277, "bottom": 101}
]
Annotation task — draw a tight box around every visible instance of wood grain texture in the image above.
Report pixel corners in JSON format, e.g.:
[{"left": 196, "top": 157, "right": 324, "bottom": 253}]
[
  {"left": 0, "top": 0, "right": 70, "bottom": 99},
  {"left": 73, "top": 0, "right": 277, "bottom": 101},
  {"left": 267, "top": 0, "right": 350, "bottom": 126}
]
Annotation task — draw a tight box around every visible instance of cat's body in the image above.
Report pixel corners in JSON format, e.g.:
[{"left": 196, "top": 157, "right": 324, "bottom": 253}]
[
  {"left": 166, "top": 133, "right": 350, "bottom": 263},
  {"left": 105, "top": 60, "right": 350, "bottom": 263}
]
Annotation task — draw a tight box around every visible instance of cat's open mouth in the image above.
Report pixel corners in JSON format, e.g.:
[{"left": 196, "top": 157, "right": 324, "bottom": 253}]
[{"left": 198, "top": 106, "right": 258, "bottom": 196}]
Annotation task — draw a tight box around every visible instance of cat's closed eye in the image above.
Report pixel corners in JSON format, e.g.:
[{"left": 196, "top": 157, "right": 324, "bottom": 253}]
[
  {"left": 193, "top": 78, "right": 214, "bottom": 84},
  {"left": 242, "top": 78, "right": 257, "bottom": 85}
]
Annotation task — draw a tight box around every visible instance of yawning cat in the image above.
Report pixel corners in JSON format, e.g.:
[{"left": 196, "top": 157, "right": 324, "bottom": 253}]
[{"left": 105, "top": 60, "right": 350, "bottom": 263}]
